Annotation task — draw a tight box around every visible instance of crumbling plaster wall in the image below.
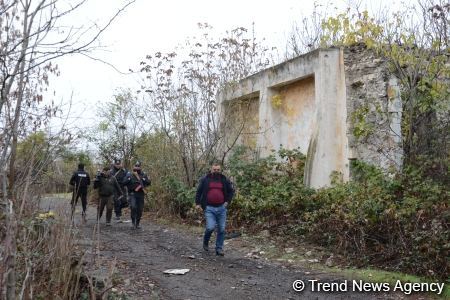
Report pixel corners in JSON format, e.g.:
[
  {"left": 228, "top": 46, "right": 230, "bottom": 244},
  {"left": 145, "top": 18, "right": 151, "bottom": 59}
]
[
  {"left": 344, "top": 45, "right": 403, "bottom": 172},
  {"left": 222, "top": 96, "right": 260, "bottom": 151},
  {"left": 274, "top": 76, "right": 315, "bottom": 152},
  {"left": 218, "top": 46, "right": 402, "bottom": 188}
]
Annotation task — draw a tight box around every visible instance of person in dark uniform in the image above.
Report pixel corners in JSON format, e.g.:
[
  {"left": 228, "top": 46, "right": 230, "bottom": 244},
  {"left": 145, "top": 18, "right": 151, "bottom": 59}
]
[
  {"left": 93, "top": 167, "right": 118, "bottom": 226},
  {"left": 123, "top": 162, "right": 150, "bottom": 229},
  {"left": 110, "top": 159, "right": 128, "bottom": 222},
  {"left": 69, "top": 163, "right": 91, "bottom": 221}
]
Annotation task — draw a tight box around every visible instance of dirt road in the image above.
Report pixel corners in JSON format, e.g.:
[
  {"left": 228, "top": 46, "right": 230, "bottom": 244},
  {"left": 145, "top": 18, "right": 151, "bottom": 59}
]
[{"left": 48, "top": 196, "right": 402, "bottom": 299}]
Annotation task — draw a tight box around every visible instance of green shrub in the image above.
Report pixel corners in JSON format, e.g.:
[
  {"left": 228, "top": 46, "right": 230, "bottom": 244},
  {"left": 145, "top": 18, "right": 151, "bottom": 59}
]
[
  {"left": 162, "top": 145, "right": 448, "bottom": 279},
  {"left": 226, "top": 148, "right": 449, "bottom": 280},
  {"left": 162, "top": 176, "right": 196, "bottom": 218},
  {"left": 298, "top": 161, "right": 449, "bottom": 280},
  {"left": 227, "top": 146, "right": 311, "bottom": 229}
]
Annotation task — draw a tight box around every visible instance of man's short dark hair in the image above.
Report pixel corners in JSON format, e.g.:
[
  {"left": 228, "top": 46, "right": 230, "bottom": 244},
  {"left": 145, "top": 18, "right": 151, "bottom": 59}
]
[{"left": 78, "top": 163, "right": 84, "bottom": 170}]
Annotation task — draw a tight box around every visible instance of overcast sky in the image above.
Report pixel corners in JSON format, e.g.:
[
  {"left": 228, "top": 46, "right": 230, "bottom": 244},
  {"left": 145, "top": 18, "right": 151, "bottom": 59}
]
[
  {"left": 48, "top": 0, "right": 308, "bottom": 128},
  {"left": 46, "top": 0, "right": 395, "bottom": 150}
]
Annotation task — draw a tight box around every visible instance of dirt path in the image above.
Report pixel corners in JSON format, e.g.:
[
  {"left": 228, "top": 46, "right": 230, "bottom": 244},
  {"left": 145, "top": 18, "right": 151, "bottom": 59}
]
[{"left": 48, "top": 196, "right": 403, "bottom": 299}]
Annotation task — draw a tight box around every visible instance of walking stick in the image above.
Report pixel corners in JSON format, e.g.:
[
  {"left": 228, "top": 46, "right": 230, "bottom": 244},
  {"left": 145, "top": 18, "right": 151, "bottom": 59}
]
[{"left": 70, "top": 185, "right": 76, "bottom": 222}]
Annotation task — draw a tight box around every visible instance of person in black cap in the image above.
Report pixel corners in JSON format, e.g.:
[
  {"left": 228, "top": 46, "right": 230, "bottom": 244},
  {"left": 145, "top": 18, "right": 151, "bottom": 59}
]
[
  {"left": 69, "top": 162, "right": 91, "bottom": 221},
  {"left": 110, "top": 159, "right": 128, "bottom": 222},
  {"left": 123, "top": 161, "right": 150, "bottom": 229}
]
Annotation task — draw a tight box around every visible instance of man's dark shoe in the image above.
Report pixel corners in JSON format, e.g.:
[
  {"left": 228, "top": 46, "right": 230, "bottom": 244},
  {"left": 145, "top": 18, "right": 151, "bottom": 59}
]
[
  {"left": 216, "top": 249, "right": 224, "bottom": 256},
  {"left": 203, "top": 244, "right": 209, "bottom": 252}
]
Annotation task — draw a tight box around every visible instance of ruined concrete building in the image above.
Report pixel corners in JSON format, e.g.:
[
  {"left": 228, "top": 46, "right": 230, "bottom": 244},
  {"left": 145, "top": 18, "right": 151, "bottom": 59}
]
[{"left": 218, "top": 45, "right": 403, "bottom": 188}]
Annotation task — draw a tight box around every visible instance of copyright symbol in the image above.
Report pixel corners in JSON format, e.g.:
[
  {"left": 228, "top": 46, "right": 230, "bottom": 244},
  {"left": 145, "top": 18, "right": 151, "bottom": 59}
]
[{"left": 292, "top": 280, "right": 305, "bottom": 292}]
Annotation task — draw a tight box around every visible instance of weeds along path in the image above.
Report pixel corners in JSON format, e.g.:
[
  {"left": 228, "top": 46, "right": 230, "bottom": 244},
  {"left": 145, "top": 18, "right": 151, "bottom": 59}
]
[{"left": 58, "top": 196, "right": 399, "bottom": 299}]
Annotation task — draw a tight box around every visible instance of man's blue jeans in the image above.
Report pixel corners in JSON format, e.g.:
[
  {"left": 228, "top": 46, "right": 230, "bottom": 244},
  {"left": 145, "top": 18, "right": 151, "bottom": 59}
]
[{"left": 204, "top": 204, "right": 227, "bottom": 251}]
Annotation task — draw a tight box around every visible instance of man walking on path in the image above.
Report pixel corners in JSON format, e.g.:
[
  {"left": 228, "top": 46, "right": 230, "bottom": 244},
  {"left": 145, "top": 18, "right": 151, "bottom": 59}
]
[
  {"left": 111, "top": 159, "right": 128, "bottom": 222},
  {"left": 93, "top": 167, "right": 118, "bottom": 225},
  {"left": 123, "top": 162, "right": 150, "bottom": 229},
  {"left": 195, "top": 162, "right": 234, "bottom": 256},
  {"left": 69, "top": 162, "right": 91, "bottom": 221}
]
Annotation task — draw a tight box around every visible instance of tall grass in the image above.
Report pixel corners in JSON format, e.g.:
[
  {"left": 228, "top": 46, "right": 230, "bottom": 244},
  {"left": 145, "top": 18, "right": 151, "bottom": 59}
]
[{"left": 10, "top": 194, "right": 85, "bottom": 299}]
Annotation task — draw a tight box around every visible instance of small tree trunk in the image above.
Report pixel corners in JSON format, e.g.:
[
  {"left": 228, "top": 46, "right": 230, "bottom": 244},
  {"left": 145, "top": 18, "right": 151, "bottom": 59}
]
[
  {"left": 7, "top": 0, "right": 31, "bottom": 197},
  {"left": 3, "top": 201, "right": 17, "bottom": 300}
]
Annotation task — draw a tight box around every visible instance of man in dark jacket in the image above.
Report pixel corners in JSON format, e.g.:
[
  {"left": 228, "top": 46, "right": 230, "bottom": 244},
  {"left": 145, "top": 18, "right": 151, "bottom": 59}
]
[
  {"left": 123, "top": 162, "right": 150, "bottom": 229},
  {"left": 195, "top": 162, "right": 234, "bottom": 256},
  {"left": 110, "top": 159, "right": 128, "bottom": 222},
  {"left": 69, "top": 163, "right": 91, "bottom": 221},
  {"left": 93, "top": 167, "right": 118, "bottom": 225}
]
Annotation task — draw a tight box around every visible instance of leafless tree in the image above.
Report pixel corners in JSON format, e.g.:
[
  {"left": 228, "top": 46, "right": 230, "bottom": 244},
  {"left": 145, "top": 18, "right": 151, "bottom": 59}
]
[
  {"left": 138, "top": 24, "right": 273, "bottom": 186},
  {"left": 0, "top": 0, "right": 135, "bottom": 298}
]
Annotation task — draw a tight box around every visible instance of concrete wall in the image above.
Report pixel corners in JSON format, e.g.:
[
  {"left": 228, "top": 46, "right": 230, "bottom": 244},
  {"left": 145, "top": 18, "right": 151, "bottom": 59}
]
[
  {"left": 218, "top": 46, "right": 402, "bottom": 188},
  {"left": 223, "top": 96, "right": 260, "bottom": 151},
  {"left": 275, "top": 77, "right": 315, "bottom": 152},
  {"left": 344, "top": 45, "right": 403, "bottom": 171}
]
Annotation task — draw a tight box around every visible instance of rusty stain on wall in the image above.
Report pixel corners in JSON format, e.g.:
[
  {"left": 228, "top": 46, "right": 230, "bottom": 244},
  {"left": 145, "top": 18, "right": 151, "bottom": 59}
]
[{"left": 277, "top": 76, "right": 315, "bottom": 151}]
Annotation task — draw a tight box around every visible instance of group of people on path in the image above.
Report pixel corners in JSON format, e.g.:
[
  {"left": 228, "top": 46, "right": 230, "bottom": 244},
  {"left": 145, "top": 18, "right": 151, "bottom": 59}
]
[
  {"left": 69, "top": 160, "right": 235, "bottom": 256},
  {"left": 69, "top": 159, "right": 150, "bottom": 229}
]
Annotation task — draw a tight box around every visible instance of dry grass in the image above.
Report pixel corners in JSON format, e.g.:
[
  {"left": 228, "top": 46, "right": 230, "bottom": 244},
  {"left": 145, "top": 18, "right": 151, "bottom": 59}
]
[
  {"left": 7, "top": 191, "right": 120, "bottom": 300},
  {"left": 12, "top": 196, "right": 85, "bottom": 299}
]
